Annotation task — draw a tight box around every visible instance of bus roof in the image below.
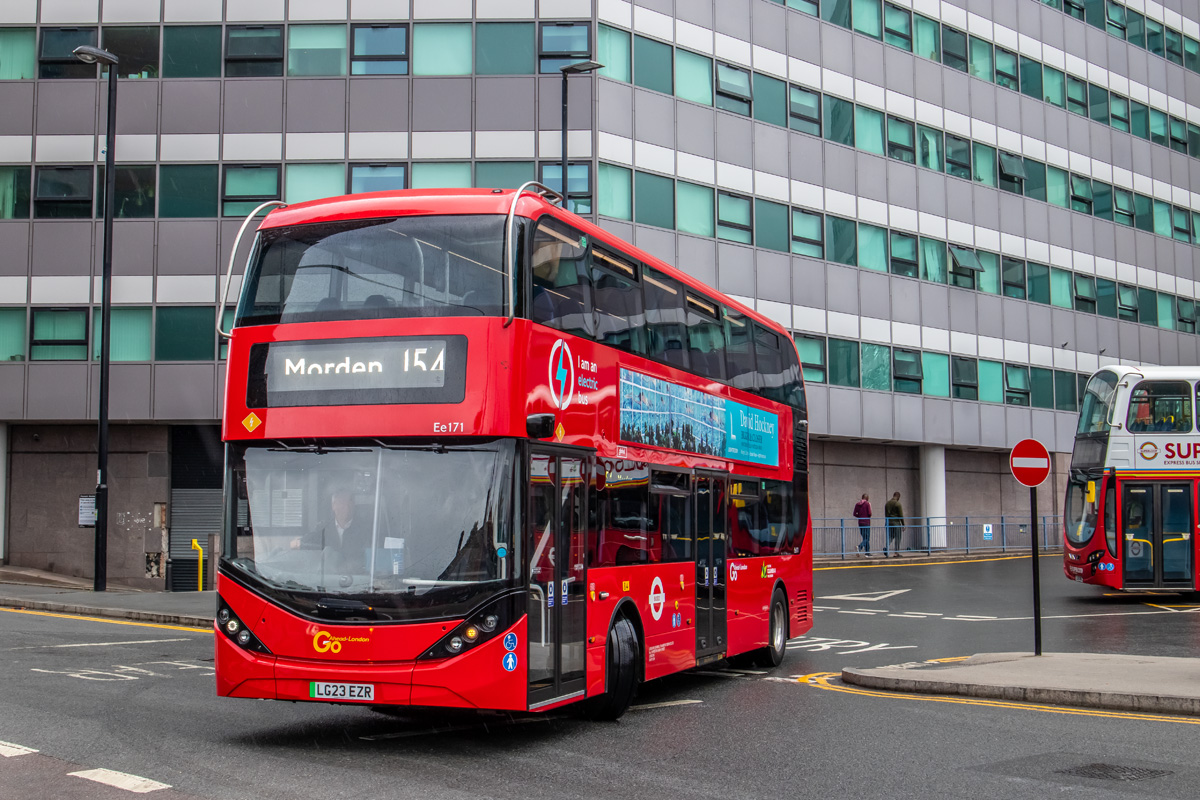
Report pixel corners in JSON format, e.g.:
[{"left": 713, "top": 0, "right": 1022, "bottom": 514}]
[
  {"left": 1092, "top": 365, "right": 1200, "bottom": 381},
  {"left": 255, "top": 188, "right": 790, "bottom": 343}
]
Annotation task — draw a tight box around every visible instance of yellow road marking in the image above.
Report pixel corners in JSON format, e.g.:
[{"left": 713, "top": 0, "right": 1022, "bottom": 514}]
[
  {"left": 0, "top": 607, "right": 211, "bottom": 634},
  {"left": 798, "top": 670, "right": 1200, "bottom": 725},
  {"left": 816, "top": 554, "right": 1048, "bottom": 571}
]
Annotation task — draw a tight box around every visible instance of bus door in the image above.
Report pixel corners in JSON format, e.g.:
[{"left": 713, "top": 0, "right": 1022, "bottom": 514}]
[
  {"left": 694, "top": 473, "right": 727, "bottom": 661},
  {"left": 526, "top": 449, "right": 589, "bottom": 709},
  {"left": 1121, "top": 483, "right": 1194, "bottom": 587}
]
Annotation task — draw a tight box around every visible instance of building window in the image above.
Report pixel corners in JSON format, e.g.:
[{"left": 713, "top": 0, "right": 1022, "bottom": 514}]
[
  {"left": 102, "top": 26, "right": 159, "bottom": 78},
  {"left": 824, "top": 96, "right": 855, "bottom": 146},
  {"left": 1150, "top": 109, "right": 1170, "bottom": 147},
  {"left": 156, "top": 307, "right": 216, "bottom": 361},
  {"left": 1113, "top": 188, "right": 1135, "bottom": 226},
  {"left": 822, "top": 0, "right": 852, "bottom": 27},
  {"left": 1169, "top": 117, "right": 1189, "bottom": 153},
  {"left": 222, "top": 164, "right": 280, "bottom": 217},
  {"left": 826, "top": 216, "right": 857, "bottom": 266},
  {"left": 917, "top": 125, "right": 942, "bottom": 171},
  {"left": 752, "top": 73, "right": 786, "bottom": 126},
  {"left": 1117, "top": 283, "right": 1139, "bottom": 322},
  {"left": 945, "top": 135, "right": 971, "bottom": 179},
  {"left": 1088, "top": 84, "right": 1109, "bottom": 124},
  {"left": 791, "top": 208, "right": 823, "bottom": 258},
  {"left": 1045, "top": 166, "right": 1070, "bottom": 207},
  {"left": 39, "top": 28, "right": 97, "bottom": 78},
  {"left": 1127, "top": 9, "right": 1146, "bottom": 47},
  {"left": 33, "top": 166, "right": 92, "bottom": 219},
  {"left": 412, "top": 161, "right": 469, "bottom": 188},
  {"left": 159, "top": 164, "right": 218, "bottom": 218},
  {"left": 857, "top": 224, "right": 887, "bottom": 272},
  {"left": 1005, "top": 364, "right": 1030, "bottom": 406},
  {"left": 1130, "top": 100, "right": 1150, "bottom": 138},
  {"left": 1070, "top": 174, "right": 1093, "bottom": 214},
  {"left": 1104, "top": 0, "right": 1127, "bottom": 37},
  {"left": 920, "top": 238, "right": 946, "bottom": 283},
  {"left": 852, "top": 0, "right": 883, "bottom": 38},
  {"left": 1026, "top": 262, "right": 1051, "bottom": 305},
  {"left": 1074, "top": 274, "right": 1097, "bottom": 314},
  {"left": 855, "top": 106, "right": 885, "bottom": 155},
  {"left": 998, "top": 152, "right": 1026, "bottom": 194},
  {"left": 979, "top": 360, "right": 1004, "bottom": 403},
  {"left": 633, "top": 35, "right": 672, "bottom": 94},
  {"left": 0, "top": 28, "right": 36, "bottom": 79},
  {"left": 972, "top": 142, "right": 996, "bottom": 187},
  {"left": 412, "top": 23, "right": 471, "bottom": 76},
  {"left": 1146, "top": 19, "right": 1166, "bottom": 56},
  {"left": 883, "top": 4, "right": 912, "bottom": 50},
  {"left": 755, "top": 199, "right": 789, "bottom": 253},
  {"left": 92, "top": 307, "right": 151, "bottom": 361},
  {"left": 788, "top": 0, "right": 819, "bottom": 14},
  {"left": 1138, "top": 288, "right": 1159, "bottom": 326},
  {"left": 789, "top": 85, "right": 821, "bottom": 135},
  {"left": 676, "top": 181, "right": 714, "bottom": 237},
  {"left": 1026, "top": 160, "right": 1048, "bottom": 204},
  {"left": 675, "top": 49, "right": 713, "bottom": 105},
  {"left": 349, "top": 163, "right": 406, "bottom": 193},
  {"left": 0, "top": 308, "right": 25, "bottom": 361},
  {"left": 1172, "top": 206, "right": 1192, "bottom": 242},
  {"left": 913, "top": 14, "right": 939, "bottom": 60},
  {"left": 1064, "top": 0, "right": 1085, "bottom": 19},
  {"left": 951, "top": 356, "right": 978, "bottom": 400},
  {"left": 886, "top": 116, "right": 915, "bottom": 163},
  {"left": 96, "top": 165, "right": 156, "bottom": 219},
  {"left": 828, "top": 338, "right": 860, "bottom": 388},
  {"left": 633, "top": 171, "right": 674, "bottom": 229},
  {"left": 796, "top": 334, "right": 826, "bottom": 383},
  {"left": 475, "top": 22, "right": 533, "bottom": 75},
  {"left": 861, "top": 343, "right": 891, "bottom": 391},
  {"left": 1019, "top": 57, "right": 1042, "bottom": 99},
  {"left": 597, "top": 24, "right": 630, "bottom": 82},
  {"left": 351, "top": 24, "right": 408, "bottom": 75},
  {"left": 598, "top": 163, "right": 631, "bottom": 220},
  {"left": 892, "top": 348, "right": 922, "bottom": 393},
  {"left": 889, "top": 231, "right": 918, "bottom": 278},
  {"left": 1166, "top": 28, "right": 1184, "bottom": 65},
  {"left": 1178, "top": 299, "right": 1197, "bottom": 334},
  {"left": 1054, "top": 371, "right": 1078, "bottom": 413},
  {"left": 922, "top": 352, "right": 950, "bottom": 397},
  {"left": 941, "top": 25, "right": 968, "bottom": 72},
  {"left": 285, "top": 163, "right": 345, "bottom": 205},
  {"left": 1096, "top": 278, "right": 1118, "bottom": 317},
  {"left": 0, "top": 166, "right": 31, "bottom": 219},
  {"left": 976, "top": 251, "right": 1000, "bottom": 294},
  {"left": 1042, "top": 66, "right": 1065, "bottom": 107},
  {"left": 1050, "top": 267, "right": 1073, "bottom": 309},
  {"left": 1066, "top": 75, "right": 1087, "bottom": 115},
  {"left": 716, "top": 192, "right": 752, "bottom": 244},
  {"left": 539, "top": 22, "right": 589, "bottom": 73},
  {"left": 994, "top": 47, "right": 1018, "bottom": 89},
  {"left": 30, "top": 308, "right": 88, "bottom": 361},
  {"left": 1109, "top": 94, "right": 1130, "bottom": 132},
  {"left": 948, "top": 246, "right": 982, "bottom": 290},
  {"left": 226, "top": 26, "right": 284, "bottom": 77},
  {"left": 715, "top": 62, "right": 752, "bottom": 115},
  {"left": 540, "top": 162, "right": 591, "bottom": 214},
  {"left": 162, "top": 26, "right": 222, "bottom": 78},
  {"left": 968, "top": 36, "right": 991, "bottom": 79},
  {"left": 475, "top": 161, "right": 534, "bottom": 190},
  {"left": 1001, "top": 257, "right": 1026, "bottom": 299},
  {"left": 1030, "top": 367, "right": 1054, "bottom": 409}
]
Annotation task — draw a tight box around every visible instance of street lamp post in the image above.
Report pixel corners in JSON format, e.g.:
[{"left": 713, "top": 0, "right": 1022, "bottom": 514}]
[
  {"left": 558, "top": 60, "right": 603, "bottom": 210},
  {"left": 74, "top": 45, "right": 119, "bottom": 592}
]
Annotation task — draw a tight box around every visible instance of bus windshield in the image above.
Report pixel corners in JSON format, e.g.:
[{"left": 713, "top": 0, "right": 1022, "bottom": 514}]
[
  {"left": 1076, "top": 371, "right": 1119, "bottom": 435},
  {"left": 1064, "top": 478, "right": 1099, "bottom": 546},
  {"left": 224, "top": 440, "right": 515, "bottom": 621},
  {"left": 237, "top": 214, "right": 507, "bottom": 327}
]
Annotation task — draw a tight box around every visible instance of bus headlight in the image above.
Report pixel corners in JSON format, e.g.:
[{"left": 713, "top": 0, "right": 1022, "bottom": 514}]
[
  {"left": 447, "top": 637, "right": 464, "bottom": 654},
  {"left": 225, "top": 619, "right": 241, "bottom": 635},
  {"left": 480, "top": 614, "right": 499, "bottom": 633},
  {"left": 236, "top": 629, "right": 252, "bottom": 646}
]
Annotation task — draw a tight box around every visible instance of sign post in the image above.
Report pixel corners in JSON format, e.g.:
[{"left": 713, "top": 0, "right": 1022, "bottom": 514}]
[{"left": 1010, "top": 438, "right": 1052, "bottom": 656}]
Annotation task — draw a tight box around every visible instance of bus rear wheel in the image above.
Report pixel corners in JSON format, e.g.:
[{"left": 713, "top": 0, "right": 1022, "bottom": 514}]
[{"left": 584, "top": 615, "right": 640, "bottom": 721}]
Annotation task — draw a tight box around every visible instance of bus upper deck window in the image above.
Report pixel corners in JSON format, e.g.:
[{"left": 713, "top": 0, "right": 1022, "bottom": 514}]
[{"left": 1126, "top": 380, "right": 1193, "bottom": 433}]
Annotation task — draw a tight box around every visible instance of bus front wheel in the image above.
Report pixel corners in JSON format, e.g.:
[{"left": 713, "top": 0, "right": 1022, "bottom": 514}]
[{"left": 584, "top": 615, "right": 641, "bottom": 721}]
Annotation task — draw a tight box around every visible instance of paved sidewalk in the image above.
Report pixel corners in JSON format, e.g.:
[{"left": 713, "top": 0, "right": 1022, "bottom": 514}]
[
  {"left": 0, "top": 573, "right": 215, "bottom": 628},
  {"left": 843, "top": 652, "right": 1200, "bottom": 716}
]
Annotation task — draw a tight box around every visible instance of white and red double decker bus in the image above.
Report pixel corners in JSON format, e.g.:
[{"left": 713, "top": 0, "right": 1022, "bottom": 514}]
[{"left": 215, "top": 185, "right": 812, "bottom": 718}]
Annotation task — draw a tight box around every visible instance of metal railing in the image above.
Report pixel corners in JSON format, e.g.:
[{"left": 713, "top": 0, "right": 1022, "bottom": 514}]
[{"left": 812, "top": 515, "right": 1064, "bottom": 559}]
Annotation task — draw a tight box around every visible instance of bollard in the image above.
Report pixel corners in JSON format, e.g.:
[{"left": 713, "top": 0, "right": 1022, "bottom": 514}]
[{"left": 191, "top": 538, "right": 203, "bottom": 592}]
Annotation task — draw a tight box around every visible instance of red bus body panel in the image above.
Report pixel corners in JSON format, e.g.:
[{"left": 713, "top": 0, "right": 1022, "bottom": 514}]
[{"left": 217, "top": 189, "right": 813, "bottom": 712}]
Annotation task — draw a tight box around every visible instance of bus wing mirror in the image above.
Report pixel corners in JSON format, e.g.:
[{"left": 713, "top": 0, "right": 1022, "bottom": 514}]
[
  {"left": 218, "top": 200, "right": 288, "bottom": 339},
  {"left": 526, "top": 413, "right": 555, "bottom": 439},
  {"left": 1086, "top": 481, "right": 1096, "bottom": 504}
]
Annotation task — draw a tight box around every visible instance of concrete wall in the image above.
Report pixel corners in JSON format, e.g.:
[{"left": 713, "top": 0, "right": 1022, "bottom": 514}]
[{"left": 7, "top": 425, "right": 168, "bottom": 589}]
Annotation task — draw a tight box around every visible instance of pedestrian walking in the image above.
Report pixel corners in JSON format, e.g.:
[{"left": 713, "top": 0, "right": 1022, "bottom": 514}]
[
  {"left": 852, "top": 493, "right": 872, "bottom": 556},
  {"left": 884, "top": 492, "right": 904, "bottom": 557}
]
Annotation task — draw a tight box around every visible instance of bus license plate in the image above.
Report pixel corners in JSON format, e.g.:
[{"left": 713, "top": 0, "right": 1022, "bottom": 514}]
[{"left": 310, "top": 682, "right": 374, "bottom": 702}]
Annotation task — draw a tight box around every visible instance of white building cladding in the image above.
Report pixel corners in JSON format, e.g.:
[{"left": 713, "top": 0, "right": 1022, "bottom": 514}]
[{"left": 2, "top": 0, "right": 1200, "bottom": 581}]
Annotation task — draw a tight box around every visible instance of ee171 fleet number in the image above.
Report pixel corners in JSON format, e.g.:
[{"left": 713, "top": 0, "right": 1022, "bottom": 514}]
[{"left": 434, "top": 422, "right": 464, "bottom": 433}]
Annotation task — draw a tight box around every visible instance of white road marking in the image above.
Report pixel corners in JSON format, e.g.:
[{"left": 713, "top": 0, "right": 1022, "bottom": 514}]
[
  {"left": 630, "top": 699, "right": 704, "bottom": 710},
  {"left": 889, "top": 613, "right": 931, "bottom": 618},
  {"left": 819, "top": 589, "right": 912, "bottom": 602},
  {"left": 950, "top": 615, "right": 998, "bottom": 620},
  {"left": 837, "top": 610, "right": 877, "bottom": 615},
  {"left": 945, "top": 607, "right": 1200, "bottom": 622},
  {"left": 8, "top": 638, "right": 190, "bottom": 650},
  {"left": 69, "top": 768, "right": 170, "bottom": 793},
  {"left": 813, "top": 605, "right": 840, "bottom": 610},
  {"left": 0, "top": 741, "right": 38, "bottom": 758},
  {"left": 691, "top": 670, "right": 743, "bottom": 678}
]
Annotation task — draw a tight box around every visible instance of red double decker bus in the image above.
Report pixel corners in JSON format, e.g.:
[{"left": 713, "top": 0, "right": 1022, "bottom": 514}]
[{"left": 215, "top": 185, "right": 812, "bottom": 718}]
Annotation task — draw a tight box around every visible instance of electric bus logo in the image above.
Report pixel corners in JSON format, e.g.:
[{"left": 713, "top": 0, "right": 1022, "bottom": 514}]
[{"left": 548, "top": 339, "right": 575, "bottom": 409}]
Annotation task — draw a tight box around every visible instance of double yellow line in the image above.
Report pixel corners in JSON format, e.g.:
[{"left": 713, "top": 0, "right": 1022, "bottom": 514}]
[{"left": 796, "top": 670, "right": 1200, "bottom": 725}]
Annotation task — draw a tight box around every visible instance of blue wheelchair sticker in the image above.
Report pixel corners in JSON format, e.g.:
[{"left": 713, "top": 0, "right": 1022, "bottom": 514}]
[
  {"left": 502, "top": 652, "right": 518, "bottom": 672},
  {"left": 503, "top": 632, "right": 518, "bottom": 652}
]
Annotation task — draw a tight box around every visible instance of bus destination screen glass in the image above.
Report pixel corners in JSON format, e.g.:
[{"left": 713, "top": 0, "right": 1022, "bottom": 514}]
[
  {"left": 237, "top": 214, "right": 507, "bottom": 327},
  {"left": 224, "top": 440, "right": 514, "bottom": 621},
  {"left": 246, "top": 335, "right": 467, "bottom": 407}
]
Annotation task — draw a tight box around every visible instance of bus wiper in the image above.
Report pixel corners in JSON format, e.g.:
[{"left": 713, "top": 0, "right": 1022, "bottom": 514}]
[
  {"left": 314, "top": 597, "right": 379, "bottom": 620},
  {"left": 266, "top": 442, "right": 371, "bottom": 454}
]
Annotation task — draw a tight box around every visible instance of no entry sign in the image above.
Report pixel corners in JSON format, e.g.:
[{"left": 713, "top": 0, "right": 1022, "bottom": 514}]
[{"left": 1010, "top": 438, "right": 1051, "bottom": 487}]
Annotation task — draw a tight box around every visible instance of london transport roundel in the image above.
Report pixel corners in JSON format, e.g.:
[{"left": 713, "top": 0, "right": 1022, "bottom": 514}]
[
  {"left": 548, "top": 339, "right": 575, "bottom": 410},
  {"left": 1009, "top": 438, "right": 1051, "bottom": 488}
]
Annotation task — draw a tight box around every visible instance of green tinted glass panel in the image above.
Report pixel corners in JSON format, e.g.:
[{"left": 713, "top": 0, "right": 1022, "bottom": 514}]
[
  {"left": 674, "top": 49, "right": 712, "bottom": 105},
  {"left": 288, "top": 25, "right": 346, "bottom": 76},
  {"left": 219, "top": 308, "right": 235, "bottom": 359},
  {"left": 1138, "top": 288, "right": 1158, "bottom": 325},
  {"left": 598, "top": 162, "right": 632, "bottom": 220},
  {"left": 1046, "top": 166, "right": 1069, "bottom": 207},
  {"left": 476, "top": 23, "right": 534, "bottom": 74},
  {"left": 598, "top": 25, "right": 631, "bottom": 82},
  {"left": 634, "top": 171, "right": 674, "bottom": 228},
  {"left": 0, "top": 29, "right": 37, "bottom": 79},
  {"left": 92, "top": 307, "right": 151, "bottom": 361},
  {"left": 633, "top": 35, "right": 672, "bottom": 93},
  {"left": 410, "top": 162, "right": 470, "bottom": 189},
  {"left": 828, "top": 338, "right": 859, "bottom": 388},
  {"left": 920, "top": 238, "right": 946, "bottom": 283},
  {"left": 1020, "top": 57, "right": 1042, "bottom": 98},
  {"left": 1030, "top": 367, "right": 1054, "bottom": 409},
  {"left": 852, "top": 0, "right": 882, "bottom": 37},
  {"left": 826, "top": 216, "right": 857, "bottom": 266},
  {"left": 0, "top": 308, "right": 24, "bottom": 361},
  {"left": 1157, "top": 293, "right": 1175, "bottom": 330},
  {"left": 156, "top": 307, "right": 215, "bottom": 361},
  {"left": 977, "top": 251, "right": 1000, "bottom": 294},
  {"left": 917, "top": 125, "right": 942, "bottom": 170},
  {"left": 1026, "top": 262, "right": 1050, "bottom": 304},
  {"left": 914, "top": 14, "right": 939, "bottom": 59},
  {"left": 1050, "top": 267, "right": 1073, "bottom": 309},
  {"left": 752, "top": 72, "right": 786, "bottom": 126},
  {"left": 1096, "top": 278, "right": 1118, "bottom": 317},
  {"left": 861, "top": 343, "right": 891, "bottom": 391},
  {"left": 857, "top": 223, "right": 887, "bottom": 271},
  {"left": 754, "top": 199, "right": 789, "bottom": 252},
  {"left": 855, "top": 106, "right": 885, "bottom": 154},
  {"left": 922, "top": 352, "right": 949, "bottom": 397},
  {"left": 717, "top": 193, "right": 751, "bottom": 243},
  {"left": 0, "top": 166, "right": 31, "bottom": 218},
  {"left": 159, "top": 165, "right": 218, "bottom": 217},
  {"left": 824, "top": 96, "right": 854, "bottom": 145},
  {"left": 978, "top": 360, "right": 1003, "bottom": 403},
  {"left": 284, "top": 163, "right": 344, "bottom": 204},
  {"left": 475, "top": 161, "right": 533, "bottom": 189},
  {"left": 1054, "top": 371, "right": 1078, "bottom": 412},
  {"left": 969, "top": 36, "right": 992, "bottom": 79},
  {"left": 96, "top": 165, "right": 156, "bottom": 219},
  {"left": 412, "top": 24, "right": 471, "bottom": 75},
  {"left": 31, "top": 309, "right": 87, "bottom": 361},
  {"left": 676, "top": 181, "right": 714, "bottom": 237},
  {"left": 791, "top": 209, "right": 823, "bottom": 258},
  {"left": 1042, "top": 66, "right": 1065, "bottom": 106},
  {"left": 972, "top": 142, "right": 996, "bottom": 186}
]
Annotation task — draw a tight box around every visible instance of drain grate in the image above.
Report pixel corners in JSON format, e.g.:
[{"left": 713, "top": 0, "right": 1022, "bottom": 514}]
[{"left": 1055, "top": 763, "right": 1173, "bottom": 782}]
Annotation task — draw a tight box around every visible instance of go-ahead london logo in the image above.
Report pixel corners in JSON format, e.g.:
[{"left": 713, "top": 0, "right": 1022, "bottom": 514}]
[{"left": 549, "top": 339, "right": 575, "bottom": 410}]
